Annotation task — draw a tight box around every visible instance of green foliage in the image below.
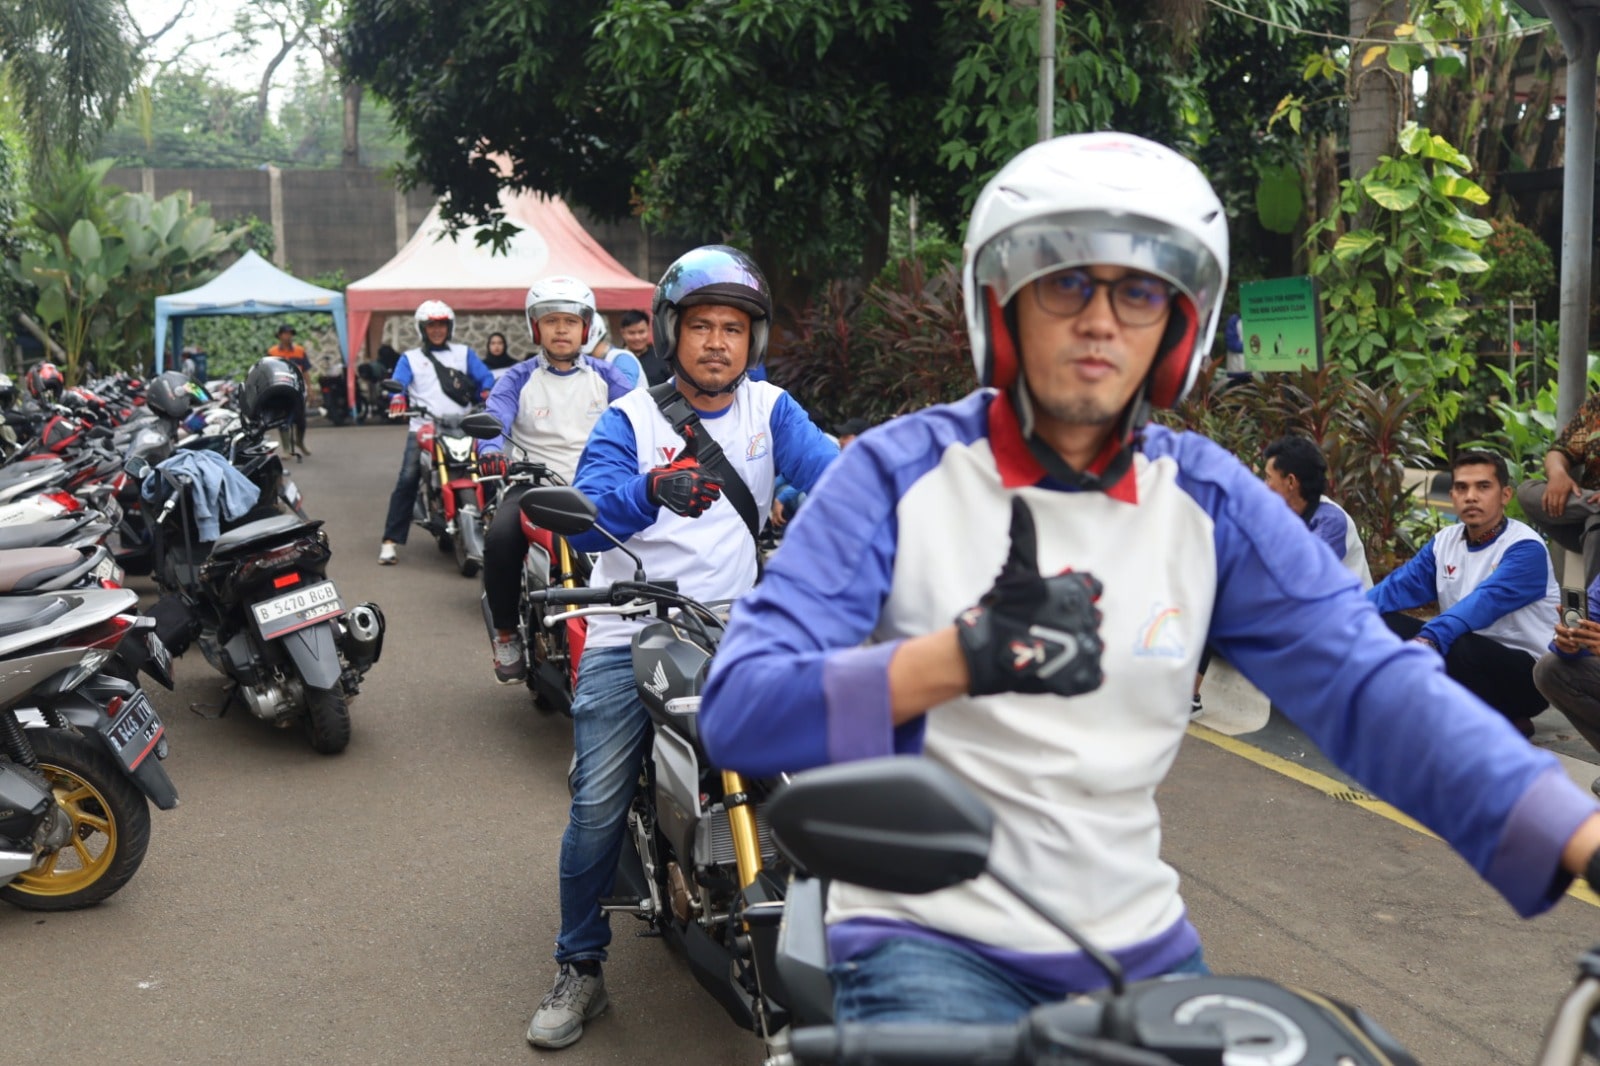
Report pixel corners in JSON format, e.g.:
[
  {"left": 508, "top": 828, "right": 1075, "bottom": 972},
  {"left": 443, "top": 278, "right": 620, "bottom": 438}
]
[
  {"left": 10, "top": 158, "right": 247, "bottom": 381},
  {"left": 1473, "top": 216, "right": 1555, "bottom": 303},
  {"left": 1306, "top": 122, "right": 1491, "bottom": 446},
  {"left": 768, "top": 260, "right": 970, "bottom": 429},
  {"left": 183, "top": 312, "right": 340, "bottom": 383},
  {"left": 1159, "top": 363, "right": 1434, "bottom": 577},
  {"left": 1467, "top": 354, "right": 1600, "bottom": 484}
]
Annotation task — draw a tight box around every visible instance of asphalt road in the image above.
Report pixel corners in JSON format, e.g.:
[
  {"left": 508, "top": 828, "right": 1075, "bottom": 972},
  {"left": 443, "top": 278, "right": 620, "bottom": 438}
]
[{"left": 1, "top": 420, "right": 1596, "bottom": 1066}]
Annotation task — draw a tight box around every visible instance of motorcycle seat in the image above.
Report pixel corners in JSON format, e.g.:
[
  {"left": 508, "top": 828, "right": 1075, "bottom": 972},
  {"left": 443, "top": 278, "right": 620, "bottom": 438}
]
[
  {"left": 0, "top": 547, "right": 84, "bottom": 592},
  {"left": 0, "top": 517, "right": 87, "bottom": 550},
  {"left": 0, "top": 594, "right": 71, "bottom": 636},
  {"left": 211, "top": 513, "right": 322, "bottom": 557}
]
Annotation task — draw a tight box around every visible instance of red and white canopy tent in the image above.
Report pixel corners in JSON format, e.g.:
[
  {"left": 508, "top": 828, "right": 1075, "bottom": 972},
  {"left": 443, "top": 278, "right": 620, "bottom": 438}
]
[{"left": 343, "top": 189, "right": 654, "bottom": 401}]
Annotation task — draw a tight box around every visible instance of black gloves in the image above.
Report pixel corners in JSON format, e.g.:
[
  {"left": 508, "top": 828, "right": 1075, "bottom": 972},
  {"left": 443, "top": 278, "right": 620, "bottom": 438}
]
[
  {"left": 646, "top": 457, "right": 723, "bottom": 518},
  {"left": 955, "top": 497, "right": 1105, "bottom": 699},
  {"left": 477, "top": 452, "right": 508, "bottom": 478}
]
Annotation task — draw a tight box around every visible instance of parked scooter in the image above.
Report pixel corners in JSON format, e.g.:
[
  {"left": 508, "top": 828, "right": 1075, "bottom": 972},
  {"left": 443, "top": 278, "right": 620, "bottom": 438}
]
[
  {"left": 0, "top": 585, "right": 178, "bottom": 910},
  {"left": 519, "top": 486, "right": 790, "bottom": 1051},
  {"left": 132, "top": 359, "right": 385, "bottom": 754},
  {"left": 319, "top": 368, "right": 367, "bottom": 427},
  {"left": 382, "top": 378, "right": 487, "bottom": 577}
]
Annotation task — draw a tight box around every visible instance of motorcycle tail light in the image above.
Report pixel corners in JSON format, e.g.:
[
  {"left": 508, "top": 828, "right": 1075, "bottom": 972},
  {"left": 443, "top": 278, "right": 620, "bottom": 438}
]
[
  {"left": 235, "top": 534, "right": 331, "bottom": 585},
  {"left": 43, "top": 490, "right": 81, "bottom": 513},
  {"left": 273, "top": 572, "right": 301, "bottom": 589},
  {"left": 77, "top": 615, "right": 133, "bottom": 650}
]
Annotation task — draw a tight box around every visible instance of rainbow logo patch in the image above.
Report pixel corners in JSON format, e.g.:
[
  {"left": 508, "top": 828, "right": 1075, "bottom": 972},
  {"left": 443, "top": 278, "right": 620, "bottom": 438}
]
[{"left": 1134, "top": 604, "right": 1187, "bottom": 659}]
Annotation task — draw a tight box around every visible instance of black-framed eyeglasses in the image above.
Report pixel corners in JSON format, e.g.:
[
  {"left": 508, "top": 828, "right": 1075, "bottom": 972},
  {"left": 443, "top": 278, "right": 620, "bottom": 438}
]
[{"left": 1031, "top": 269, "right": 1175, "bottom": 327}]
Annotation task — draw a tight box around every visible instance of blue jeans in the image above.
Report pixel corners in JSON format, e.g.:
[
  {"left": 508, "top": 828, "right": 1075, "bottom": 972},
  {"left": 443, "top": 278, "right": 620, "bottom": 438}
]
[
  {"left": 555, "top": 645, "right": 653, "bottom": 963},
  {"left": 382, "top": 433, "right": 421, "bottom": 544},
  {"left": 832, "top": 937, "right": 1210, "bottom": 1024}
]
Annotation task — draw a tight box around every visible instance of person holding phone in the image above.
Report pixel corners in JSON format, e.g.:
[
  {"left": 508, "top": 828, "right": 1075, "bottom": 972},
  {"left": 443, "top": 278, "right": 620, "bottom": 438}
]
[{"left": 1535, "top": 577, "right": 1600, "bottom": 794}]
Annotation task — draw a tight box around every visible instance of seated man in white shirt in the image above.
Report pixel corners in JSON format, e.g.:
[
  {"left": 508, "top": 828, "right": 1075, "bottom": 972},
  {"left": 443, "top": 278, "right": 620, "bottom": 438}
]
[
  {"left": 1369, "top": 449, "right": 1559, "bottom": 737},
  {"left": 1262, "top": 434, "right": 1373, "bottom": 588}
]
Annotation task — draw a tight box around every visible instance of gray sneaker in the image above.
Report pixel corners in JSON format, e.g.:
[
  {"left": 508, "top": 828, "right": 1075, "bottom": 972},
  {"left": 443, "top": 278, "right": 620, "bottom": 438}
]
[
  {"left": 492, "top": 636, "right": 526, "bottom": 685},
  {"left": 526, "top": 963, "right": 608, "bottom": 1049}
]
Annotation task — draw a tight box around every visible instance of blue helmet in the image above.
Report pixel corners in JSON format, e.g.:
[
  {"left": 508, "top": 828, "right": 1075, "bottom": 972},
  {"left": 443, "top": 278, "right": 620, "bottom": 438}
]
[{"left": 652, "top": 245, "right": 773, "bottom": 388}]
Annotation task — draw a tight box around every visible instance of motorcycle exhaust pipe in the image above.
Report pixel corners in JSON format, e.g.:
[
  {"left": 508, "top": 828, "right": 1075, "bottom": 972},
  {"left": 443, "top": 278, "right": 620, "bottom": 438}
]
[
  {"left": 342, "top": 602, "right": 385, "bottom": 672},
  {"left": 0, "top": 848, "right": 34, "bottom": 880}
]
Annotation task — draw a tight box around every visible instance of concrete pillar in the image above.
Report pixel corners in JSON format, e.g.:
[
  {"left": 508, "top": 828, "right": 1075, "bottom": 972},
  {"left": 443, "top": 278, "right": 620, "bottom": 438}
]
[
  {"left": 1547, "top": 6, "right": 1600, "bottom": 428},
  {"left": 140, "top": 167, "right": 155, "bottom": 199},
  {"left": 267, "top": 165, "right": 287, "bottom": 268}
]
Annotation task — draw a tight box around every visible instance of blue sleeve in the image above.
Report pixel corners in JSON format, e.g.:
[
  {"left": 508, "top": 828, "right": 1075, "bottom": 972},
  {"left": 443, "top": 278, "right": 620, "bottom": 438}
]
[
  {"left": 568, "top": 408, "right": 657, "bottom": 552},
  {"left": 478, "top": 361, "right": 535, "bottom": 455},
  {"left": 390, "top": 355, "right": 415, "bottom": 394},
  {"left": 701, "top": 396, "right": 993, "bottom": 778},
  {"left": 1306, "top": 503, "right": 1347, "bottom": 561},
  {"left": 465, "top": 350, "right": 495, "bottom": 397},
  {"left": 611, "top": 352, "right": 642, "bottom": 388},
  {"left": 1148, "top": 427, "right": 1595, "bottom": 917},
  {"left": 769, "top": 391, "right": 839, "bottom": 493},
  {"left": 1366, "top": 540, "right": 1438, "bottom": 615},
  {"left": 777, "top": 481, "right": 803, "bottom": 511},
  {"left": 1419, "top": 540, "right": 1550, "bottom": 654}
]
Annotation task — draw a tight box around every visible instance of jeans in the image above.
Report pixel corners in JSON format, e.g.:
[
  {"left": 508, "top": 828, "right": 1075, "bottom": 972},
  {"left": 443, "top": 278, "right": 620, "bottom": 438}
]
[
  {"left": 1517, "top": 480, "right": 1600, "bottom": 590},
  {"left": 382, "top": 433, "right": 422, "bottom": 544},
  {"left": 555, "top": 645, "right": 653, "bottom": 964},
  {"left": 831, "top": 937, "right": 1210, "bottom": 1024}
]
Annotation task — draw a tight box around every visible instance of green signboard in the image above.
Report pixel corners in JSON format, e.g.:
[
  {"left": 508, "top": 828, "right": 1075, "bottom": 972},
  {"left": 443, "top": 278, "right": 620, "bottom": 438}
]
[{"left": 1239, "top": 275, "right": 1323, "bottom": 372}]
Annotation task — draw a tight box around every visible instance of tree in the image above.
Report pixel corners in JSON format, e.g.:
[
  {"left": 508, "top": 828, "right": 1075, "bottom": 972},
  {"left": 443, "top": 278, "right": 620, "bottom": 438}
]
[{"left": 0, "top": 0, "right": 140, "bottom": 173}]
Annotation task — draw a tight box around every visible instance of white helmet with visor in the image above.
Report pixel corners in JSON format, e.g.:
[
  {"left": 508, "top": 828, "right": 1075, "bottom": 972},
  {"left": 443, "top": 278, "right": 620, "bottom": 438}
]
[
  {"left": 525, "top": 276, "right": 596, "bottom": 347},
  {"left": 413, "top": 299, "right": 456, "bottom": 344},
  {"left": 962, "top": 132, "right": 1228, "bottom": 409}
]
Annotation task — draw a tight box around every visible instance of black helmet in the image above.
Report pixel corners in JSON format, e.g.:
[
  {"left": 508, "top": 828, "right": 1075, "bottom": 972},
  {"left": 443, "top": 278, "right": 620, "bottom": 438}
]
[
  {"left": 146, "top": 371, "right": 198, "bottom": 421},
  {"left": 241, "top": 357, "right": 306, "bottom": 428},
  {"left": 652, "top": 245, "right": 772, "bottom": 395}
]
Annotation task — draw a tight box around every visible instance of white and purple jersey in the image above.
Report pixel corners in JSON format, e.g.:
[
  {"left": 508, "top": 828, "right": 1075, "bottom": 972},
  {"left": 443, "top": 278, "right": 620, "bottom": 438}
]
[{"left": 698, "top": 389, "right": 1596, "bottom": 998}]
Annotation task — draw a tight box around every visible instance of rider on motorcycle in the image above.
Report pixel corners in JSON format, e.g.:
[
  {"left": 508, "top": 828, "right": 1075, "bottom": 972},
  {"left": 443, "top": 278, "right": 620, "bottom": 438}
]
[
  {"left": 475, "top": 276, "right": 633, "bottom": 684},
  {"left": 697, "top": 133, "right": 1600, "bottom": 1025},
  {"left": 580, "top": 314, "right": 645, "bottom": 391},
  {"left": 378, "top": 301, "right": 494, "bottom": 565},
  {"left": 521, "top": 246, "right": 838, "bottom": 1050}
]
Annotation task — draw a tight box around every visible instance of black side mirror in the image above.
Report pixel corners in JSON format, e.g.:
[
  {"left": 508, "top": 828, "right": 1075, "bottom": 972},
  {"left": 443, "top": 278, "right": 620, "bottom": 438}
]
[
  {"left": 380, "top": 378, "right": 404, "bottom": 393},
  {"left": 88, "top": 424, "right": 113, "bottom": 441},
  {"left": 123, "top": 456, "right": 151, "bottom": 480},
  {"left": 460, "top": 412, "right": 504, "bottom": 440},
  {"left": 520, "top": 486, "right": 597, "bottom": 537},
  {"left": 766, "top": 757, "right": 994, "bottom": 895}
]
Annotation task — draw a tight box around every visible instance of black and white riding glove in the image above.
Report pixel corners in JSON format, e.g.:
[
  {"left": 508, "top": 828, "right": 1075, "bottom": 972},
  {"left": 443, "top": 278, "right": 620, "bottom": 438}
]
[{"left": 955, "top": 496, "right": 1105, "bottom": 699}]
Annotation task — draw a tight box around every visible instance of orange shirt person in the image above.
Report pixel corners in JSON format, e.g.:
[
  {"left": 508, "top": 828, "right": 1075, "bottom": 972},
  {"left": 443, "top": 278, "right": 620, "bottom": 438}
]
[{"left": 267, "top": 324, "right": 312, "bottom": 456}]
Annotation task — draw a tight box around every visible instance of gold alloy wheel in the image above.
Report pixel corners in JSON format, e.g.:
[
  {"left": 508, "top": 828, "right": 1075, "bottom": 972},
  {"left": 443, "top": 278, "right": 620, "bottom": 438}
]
[{"left": 10, "top": 761, "right": 118, "bottom": 897}]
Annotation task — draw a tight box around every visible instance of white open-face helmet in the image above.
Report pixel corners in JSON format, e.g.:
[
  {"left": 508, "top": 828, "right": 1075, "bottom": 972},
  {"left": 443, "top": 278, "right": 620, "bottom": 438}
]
[
  {"left": 580, "top": 312, "right": 610, "bottom": 355},
  {"left": 413, "top": 300, "right": 456, "bottom": 344},
  {"left": 963, "top": 132, "right": 1228, "bottom": 409},
  {"left": 525, "top": 276, "right": 596, "bottom": 347}
]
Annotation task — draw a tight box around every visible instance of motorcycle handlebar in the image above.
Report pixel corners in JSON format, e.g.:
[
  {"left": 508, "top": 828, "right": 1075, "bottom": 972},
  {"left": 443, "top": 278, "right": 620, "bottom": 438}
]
[{"left": 526, "top": 586, "right": 618, "bottom": 607}]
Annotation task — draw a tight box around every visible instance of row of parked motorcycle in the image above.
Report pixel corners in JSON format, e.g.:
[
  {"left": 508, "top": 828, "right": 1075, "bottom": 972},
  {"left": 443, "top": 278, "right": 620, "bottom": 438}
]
[
  {"left": 0, "top": 357, "right": 384, "bottom": 914},
  {"left": 384, "top": 383, "right": 1600, "bottom": 1066}
]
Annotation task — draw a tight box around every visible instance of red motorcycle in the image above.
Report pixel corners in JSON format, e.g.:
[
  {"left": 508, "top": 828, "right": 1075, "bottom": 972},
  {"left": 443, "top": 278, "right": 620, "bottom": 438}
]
[{"left": 384, "top": 381, "right": 487, "bottom": 577}]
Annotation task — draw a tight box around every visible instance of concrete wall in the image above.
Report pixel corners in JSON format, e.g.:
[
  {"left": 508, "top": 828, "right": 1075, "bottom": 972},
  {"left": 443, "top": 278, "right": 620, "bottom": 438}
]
[{"left": 103, "top": 166, "right": 699, "bottom": 288}]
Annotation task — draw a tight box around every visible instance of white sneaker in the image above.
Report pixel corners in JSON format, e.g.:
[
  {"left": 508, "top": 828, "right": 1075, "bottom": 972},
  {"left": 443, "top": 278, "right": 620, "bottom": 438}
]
[
  {"left": 378, "top": 542, "right": 398, "bottom": 565},
  {"left": 492, "top": 636, "right": 526, "bottom": 685},
  {"left": 526, "top": 963, "right": 608, "bottom": 1049},
  {"left": 1189, "top": 694, "right": 1204, "bottom": 721}
]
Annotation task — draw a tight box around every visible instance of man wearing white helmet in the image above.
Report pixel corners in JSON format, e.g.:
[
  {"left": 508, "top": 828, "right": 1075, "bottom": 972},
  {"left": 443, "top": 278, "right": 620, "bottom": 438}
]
[
  {"left": 521, "top": 246, "right": 838, "bottom": 1050},
  {"left": 476, "top": 277, "right": 633, "bottom": 684},
  {"left": 697, "top": 133, "right": 1600, "bottom": 1023},
  {"left": 378, "top": 300, "right": 495, "bottom": 565}
]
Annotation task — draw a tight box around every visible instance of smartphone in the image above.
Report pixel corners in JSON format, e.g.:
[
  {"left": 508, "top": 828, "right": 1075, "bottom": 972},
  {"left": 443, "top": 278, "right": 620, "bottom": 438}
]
[{"left": 1562, "top": 586, "right": 1588, "bottom": 628}]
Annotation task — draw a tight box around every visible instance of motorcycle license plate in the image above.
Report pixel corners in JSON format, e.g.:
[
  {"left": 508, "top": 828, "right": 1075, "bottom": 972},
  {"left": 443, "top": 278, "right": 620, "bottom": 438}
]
[
  {"left": 282, "top": 479, "right": 303, "bottom": 507},
  {"left": 91, "top": 555, "right": 123, "bottom": 583},
  {"left": 252, "top": 580, "right": 343, "bottom": 640},
  {"left": 106, "top": 690, "right": 164, "bottom": 771}
]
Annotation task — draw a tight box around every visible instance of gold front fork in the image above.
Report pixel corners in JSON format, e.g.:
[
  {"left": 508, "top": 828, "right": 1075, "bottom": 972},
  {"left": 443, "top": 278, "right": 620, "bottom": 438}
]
[{"left": 722, "top": 769, "right": 763, "bottom": 889}]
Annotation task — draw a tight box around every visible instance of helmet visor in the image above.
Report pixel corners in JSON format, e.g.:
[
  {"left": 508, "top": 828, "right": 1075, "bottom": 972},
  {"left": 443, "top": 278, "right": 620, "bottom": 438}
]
[
  {"left": 974, "top": 209, "right": 1223, "bottom": 315},
  {"left": 528, "top": 302, "right": 592, "bottom": 323}
]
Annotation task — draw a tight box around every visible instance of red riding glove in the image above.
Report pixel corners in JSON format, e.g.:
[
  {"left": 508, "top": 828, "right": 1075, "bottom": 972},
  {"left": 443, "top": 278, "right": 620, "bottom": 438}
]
[
  {"left": 955, "top": 497, "right": 1105, "bottom": 699},
  {"left": 387, "top": 395, "right": 407, "bottom": 419},
  {"left": 646, "top": 457, "right": 723, "bottom": 518},
  {"left": 477, "top": 452, "right": 508, "bottom": 478}
]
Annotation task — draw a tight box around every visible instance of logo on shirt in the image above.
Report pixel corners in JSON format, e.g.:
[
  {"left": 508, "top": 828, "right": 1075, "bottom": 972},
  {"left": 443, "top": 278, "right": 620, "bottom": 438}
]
[
  {"left": 1133, "top": 604, "right": 1186, "bottom": 659},
  {"left": 660, "top": 446, "right": 679, "bottom": 463},
  {"left": 746, "top": 432, "right": 769, "bottom": 461},
  {"left": 1444, "top": 564, "right": 1458, "bottom": 580},
  {"left": 533, "top": 407, "right": 550, "bottom": 419}
]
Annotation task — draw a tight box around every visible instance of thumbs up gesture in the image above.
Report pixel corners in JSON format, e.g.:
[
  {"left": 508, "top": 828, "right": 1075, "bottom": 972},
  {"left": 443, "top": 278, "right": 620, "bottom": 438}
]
[{"left": 954, "top": 497, "right": 1105, "bottom": 698}]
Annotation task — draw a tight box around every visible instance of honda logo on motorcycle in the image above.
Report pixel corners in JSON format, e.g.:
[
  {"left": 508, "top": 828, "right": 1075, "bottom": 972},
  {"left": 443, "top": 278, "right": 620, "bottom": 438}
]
[{"left": 644, "top": 660, "right": 669, "bottom": 699}]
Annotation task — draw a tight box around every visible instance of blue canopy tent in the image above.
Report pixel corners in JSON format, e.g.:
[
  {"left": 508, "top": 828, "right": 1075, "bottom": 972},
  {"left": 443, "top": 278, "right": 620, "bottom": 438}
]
[{"left": 153, "top": 250, "right": 349, "bottom": 378}]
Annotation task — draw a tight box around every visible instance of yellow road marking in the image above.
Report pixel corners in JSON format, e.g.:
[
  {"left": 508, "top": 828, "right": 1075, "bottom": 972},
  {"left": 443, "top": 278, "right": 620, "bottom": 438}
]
[{"left": 1188, "top": 723, "right": 1600, "bottom": 909}]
